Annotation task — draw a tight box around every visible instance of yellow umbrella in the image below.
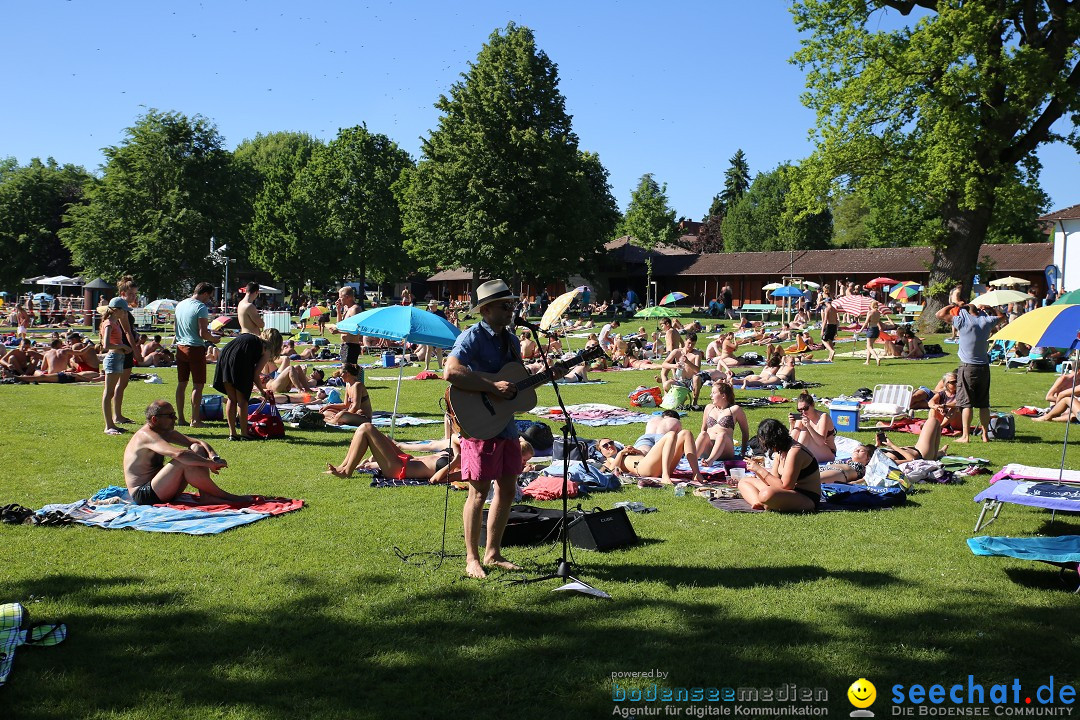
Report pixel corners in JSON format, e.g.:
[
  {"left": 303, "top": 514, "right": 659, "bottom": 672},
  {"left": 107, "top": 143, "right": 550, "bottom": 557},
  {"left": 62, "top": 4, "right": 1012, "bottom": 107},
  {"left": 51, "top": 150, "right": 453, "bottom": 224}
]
[
  {"left": 971, "top": 289, "right": 1033, "bottom": 307},
  {"left": 540, "top": 286, "right": 585, "bottom": 331}
]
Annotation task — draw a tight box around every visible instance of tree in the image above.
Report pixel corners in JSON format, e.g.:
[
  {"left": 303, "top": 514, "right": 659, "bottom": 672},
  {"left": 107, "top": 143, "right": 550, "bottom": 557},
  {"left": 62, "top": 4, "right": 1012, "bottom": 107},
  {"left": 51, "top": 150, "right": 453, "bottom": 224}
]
[
  {"left": 720, "top": 149, "right": 751, "bottom": 213},
  {"left": 61, "top": 109, "right": 243, "bottom": 297},
  {"left": 300, "top": 124, "right": 413, "bottom": 291},
  {"left": 399, "top": 22, "right": 619, "bottom": 286},
  {"left": 722, "top": 164, "right": 833, "bottom": 253},
  {"left": 0, "top": 158, "right": 91, "bottom": 292},
  {"left": 621, "top": 173, "right": 679, "bottom": 304},
  {"left": 235, "top": 132, "right": 323, "bottom": 291},
  {"left": 791, "top": 0, "right": 1079, "bottom": 325}
]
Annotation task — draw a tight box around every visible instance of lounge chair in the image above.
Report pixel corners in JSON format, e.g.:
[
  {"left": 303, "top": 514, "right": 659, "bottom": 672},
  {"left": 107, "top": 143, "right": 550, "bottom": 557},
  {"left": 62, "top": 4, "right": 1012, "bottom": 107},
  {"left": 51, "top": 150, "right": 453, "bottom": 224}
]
[{"left": 857, "top": 384, "right": 913, "bottom": 429}]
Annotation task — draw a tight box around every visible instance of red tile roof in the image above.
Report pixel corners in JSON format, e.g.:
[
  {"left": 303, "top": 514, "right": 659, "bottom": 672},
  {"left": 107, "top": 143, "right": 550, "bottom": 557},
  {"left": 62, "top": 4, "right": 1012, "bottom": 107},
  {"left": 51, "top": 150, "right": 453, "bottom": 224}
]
[
  {"left": 1040, "top": 204, "right": 1080, "bottom": 222},
  {"left": 653, "top": 243, "right": 1052, "bottom": 276}
]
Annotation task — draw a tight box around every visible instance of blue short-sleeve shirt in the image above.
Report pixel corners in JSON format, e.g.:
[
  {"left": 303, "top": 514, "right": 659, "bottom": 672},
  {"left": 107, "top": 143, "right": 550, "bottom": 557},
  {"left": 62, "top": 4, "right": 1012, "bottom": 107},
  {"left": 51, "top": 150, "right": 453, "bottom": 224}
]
[
  {"left": 449, "top": 320, "right": 521, "bottom": 438},
  {"left": 953, "top": 311, "right": 998, "bottom": 365}
]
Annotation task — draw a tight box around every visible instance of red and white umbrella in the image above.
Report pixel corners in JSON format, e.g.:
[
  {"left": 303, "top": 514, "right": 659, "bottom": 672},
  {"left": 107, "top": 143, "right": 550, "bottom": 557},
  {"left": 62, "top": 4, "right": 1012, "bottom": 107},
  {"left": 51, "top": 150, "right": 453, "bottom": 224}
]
[
  {"left": 831, "top": 295, "right": 875, "bottom": 316},
  {"left": 865, "top": 276, "right": 900, "bottom": 289}
]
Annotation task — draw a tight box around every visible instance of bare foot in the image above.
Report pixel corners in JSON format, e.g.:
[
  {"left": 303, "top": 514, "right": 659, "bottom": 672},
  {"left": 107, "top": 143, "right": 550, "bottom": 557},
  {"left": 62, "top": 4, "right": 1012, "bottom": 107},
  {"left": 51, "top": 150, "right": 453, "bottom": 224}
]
[
  {"left": 484, "top": 555, "right": 522, "bottom": 571},
  {"left": 938, "top": 444, "right": 949, "bottom": 457},
  {"left": 466, "top": 559, "right": 487, "bottom": 578},
  {"left": 1032, "top": 415, "right": 1048, "bottom": 422},
  {"left": 325, "top": 463, "right": 352, "bottom": 478},
  {"left": 189, "top": 420, "right": 204, "bottom": 428},
  {"left": 750, "top": 502, "right": 766, "bottom": 511},
  {"left": 981, "top": 432, "right": 990, "bottom": 443},
  {"left": 956, "top": 436, "right": 970, "bottom": 443},
  {"left": 104, "top": 427, "right": 124, "bottom": 435},
  {"left": 177, "top": 417, "right": 188, "bottom": 426}
]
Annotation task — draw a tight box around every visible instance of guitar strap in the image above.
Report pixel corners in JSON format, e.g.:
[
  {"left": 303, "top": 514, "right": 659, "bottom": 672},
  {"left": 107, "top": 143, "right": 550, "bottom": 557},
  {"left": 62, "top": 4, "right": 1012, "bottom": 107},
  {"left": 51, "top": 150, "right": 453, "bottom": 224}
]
[{"left": 499, "top": 328, "right": 519, "bottom": 364}]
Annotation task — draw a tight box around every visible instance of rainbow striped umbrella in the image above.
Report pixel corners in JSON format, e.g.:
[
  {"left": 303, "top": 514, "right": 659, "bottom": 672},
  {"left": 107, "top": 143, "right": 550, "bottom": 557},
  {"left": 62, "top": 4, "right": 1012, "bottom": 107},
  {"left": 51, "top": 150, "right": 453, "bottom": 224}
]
[
  {"left": 889, "top": 282, "right": 922, "bottom": 300},
  {"left": 659, "top": 292, "right": 688, "bottom": 306}
]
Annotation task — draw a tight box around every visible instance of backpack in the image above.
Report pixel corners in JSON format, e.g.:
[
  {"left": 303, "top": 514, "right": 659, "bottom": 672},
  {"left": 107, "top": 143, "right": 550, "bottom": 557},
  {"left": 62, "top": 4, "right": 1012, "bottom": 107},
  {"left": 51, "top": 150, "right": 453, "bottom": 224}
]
[
  {"left": 283, "top": 406, "right": 325, "bottom": 430},
  {"left": 200, "top": 394, "right": 225, "bottom": 421},
  {"left": 660, "top": 385, "right": 691, "bottom": 410},
  {"left": 989, "top": 414, "right": 1015, "bottom": 440},
  {"left": 519, "top": 421, "right": 554, "bottom": 451},
  {"left": 629, "top": 386, "right": 662, "bottom": 408}
]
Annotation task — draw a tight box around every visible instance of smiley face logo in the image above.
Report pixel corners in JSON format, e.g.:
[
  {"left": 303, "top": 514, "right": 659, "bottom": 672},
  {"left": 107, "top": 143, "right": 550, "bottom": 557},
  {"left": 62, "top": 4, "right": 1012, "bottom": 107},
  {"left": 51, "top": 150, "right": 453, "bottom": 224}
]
[{"left": 847, "top": 678, "right": 876, "bottom": 709}]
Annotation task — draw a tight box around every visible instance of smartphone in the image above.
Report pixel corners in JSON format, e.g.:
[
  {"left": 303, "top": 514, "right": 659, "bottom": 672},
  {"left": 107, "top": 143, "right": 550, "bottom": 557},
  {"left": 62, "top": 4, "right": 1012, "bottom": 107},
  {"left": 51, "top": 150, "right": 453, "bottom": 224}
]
[{"left": 876, "top": 431, "right": 887, "bottom": 443}]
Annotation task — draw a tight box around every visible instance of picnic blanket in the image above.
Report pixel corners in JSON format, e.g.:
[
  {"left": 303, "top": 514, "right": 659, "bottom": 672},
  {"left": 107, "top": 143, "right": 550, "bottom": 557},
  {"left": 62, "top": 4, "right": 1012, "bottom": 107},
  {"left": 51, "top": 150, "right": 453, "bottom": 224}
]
[
  {"left": 880, "top": 417, "right": 965, "bottom": 437},
  {"left": 329, "top": 410, "right": 442, "bottom": 430},
  {"left": 530, "top": 403, "right": 654, "bottom": 426},
  {"left": 990, "top": 463, "right": 1080, "bottom": 485},
  {"left": 36, "top": 486, "right": 303, "bottom": 535}
]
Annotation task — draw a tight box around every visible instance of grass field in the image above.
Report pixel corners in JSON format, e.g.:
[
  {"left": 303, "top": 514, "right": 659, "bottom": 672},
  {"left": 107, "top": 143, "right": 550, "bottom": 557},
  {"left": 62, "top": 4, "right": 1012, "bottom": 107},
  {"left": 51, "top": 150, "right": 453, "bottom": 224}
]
[{"left": 1, "top": 321, "right": 1078, "bottom": 719}]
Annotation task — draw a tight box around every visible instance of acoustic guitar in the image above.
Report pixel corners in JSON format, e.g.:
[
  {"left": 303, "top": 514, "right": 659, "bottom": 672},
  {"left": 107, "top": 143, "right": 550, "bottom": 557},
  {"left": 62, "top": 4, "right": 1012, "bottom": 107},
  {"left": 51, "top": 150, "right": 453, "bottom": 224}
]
[{"left": 447, "top": 346, "right": 606, "bottom": 440}]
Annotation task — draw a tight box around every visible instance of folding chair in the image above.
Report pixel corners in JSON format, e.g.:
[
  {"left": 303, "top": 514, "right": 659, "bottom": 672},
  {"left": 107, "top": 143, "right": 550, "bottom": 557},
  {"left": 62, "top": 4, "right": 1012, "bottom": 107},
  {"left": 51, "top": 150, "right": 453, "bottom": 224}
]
[{"left": 858, "top": 384, "right": 913, "bottom": 429}]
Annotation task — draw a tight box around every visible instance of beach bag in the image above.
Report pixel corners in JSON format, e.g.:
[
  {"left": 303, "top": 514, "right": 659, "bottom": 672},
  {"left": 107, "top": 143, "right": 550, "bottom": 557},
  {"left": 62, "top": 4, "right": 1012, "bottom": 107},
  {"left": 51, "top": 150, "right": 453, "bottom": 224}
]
[
  {"left": 552, "top": 438, "right": 591, "bottom": 462},
  {"left": 629, "top": 386, "right": 662, "bottom": 408},
  {"left": 248, "top": 398, "right": 285, "bottom": 439},
  {"left": 864, "top": 449, "right": 911, "bottom": 491},
  {"left": 989, "top": 414, "right": 1015, "bottom": 441},
  {"left": 200, "top": 394, "right": 225, "bottom": 421},
  {"left": 924, "top": 343, "right": 943, "bottom": 355},
  {"left": 660, "top": 385, "right": 691, "bottom": 410}
]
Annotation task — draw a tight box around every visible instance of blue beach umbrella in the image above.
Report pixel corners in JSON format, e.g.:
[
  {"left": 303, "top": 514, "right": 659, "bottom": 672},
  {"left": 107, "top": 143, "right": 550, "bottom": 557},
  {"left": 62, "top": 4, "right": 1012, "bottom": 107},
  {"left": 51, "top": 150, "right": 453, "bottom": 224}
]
[
  {"left": 770, "top": 286, "right": 804, "bottom": 298},
  {"left": 335, "top": 305, "right": 461, "bottom": 436}
]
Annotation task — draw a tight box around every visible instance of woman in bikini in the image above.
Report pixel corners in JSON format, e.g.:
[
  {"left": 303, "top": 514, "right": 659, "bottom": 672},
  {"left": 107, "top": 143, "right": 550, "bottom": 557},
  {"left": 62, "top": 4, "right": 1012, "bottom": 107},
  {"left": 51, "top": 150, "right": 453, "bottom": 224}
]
[
  {"left": 860, "top": 300, "right": 884, "bottom": 366},
  {"left": 739, "top": 418, "right": 822, "bottom": 512},
  {"left": 696, "top": 382, "right": 750, "bottom": 463},
  {"left": 597, "top": 430, "right": 704, "bottom": 485},
  {"left": 876, "top": 406, "right": 951, "bottom": 461},
  {"left": 789, "top": 392, "right": 837, "bottom": 462},
  {"left": 318, "top": 363, "right": 372, "bottom": 425},
  {"left": 714, "top": 332, "right": 743, "bottom": 368},
  {"left": 818, "top": 444, "right": 875, "bottom": 484}
]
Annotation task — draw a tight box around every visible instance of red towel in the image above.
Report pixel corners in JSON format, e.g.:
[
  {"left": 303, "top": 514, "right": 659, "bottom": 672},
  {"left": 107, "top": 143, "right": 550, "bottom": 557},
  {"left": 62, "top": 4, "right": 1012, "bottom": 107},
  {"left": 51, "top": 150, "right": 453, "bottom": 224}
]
[
  {"left": 521, "top": 476, "right": 579, "bottom": 500},
  {"left": 162, "top": 495, "right": 304, "bottom": 515}
]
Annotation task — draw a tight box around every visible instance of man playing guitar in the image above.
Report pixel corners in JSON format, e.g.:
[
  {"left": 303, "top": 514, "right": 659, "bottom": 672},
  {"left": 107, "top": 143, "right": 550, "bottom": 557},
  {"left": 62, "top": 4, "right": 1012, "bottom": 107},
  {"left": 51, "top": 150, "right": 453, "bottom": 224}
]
[{"left": 444, "top": 279, "right": 566, "bottom": 579}]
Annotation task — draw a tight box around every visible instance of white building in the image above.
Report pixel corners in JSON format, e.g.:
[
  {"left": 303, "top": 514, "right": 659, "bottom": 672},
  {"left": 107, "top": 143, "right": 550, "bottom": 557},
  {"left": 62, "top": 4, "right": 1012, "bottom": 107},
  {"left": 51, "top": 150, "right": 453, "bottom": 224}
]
[{"left": 1042, "top": 204, "right": 1080, "bottom": 292}]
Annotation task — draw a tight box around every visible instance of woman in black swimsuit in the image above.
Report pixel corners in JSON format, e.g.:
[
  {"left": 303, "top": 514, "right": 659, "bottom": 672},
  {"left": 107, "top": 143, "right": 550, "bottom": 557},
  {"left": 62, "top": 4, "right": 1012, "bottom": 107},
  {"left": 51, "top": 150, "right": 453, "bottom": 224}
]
[{"left": 739, "top": 419, "right": 821, "bottom": 512}]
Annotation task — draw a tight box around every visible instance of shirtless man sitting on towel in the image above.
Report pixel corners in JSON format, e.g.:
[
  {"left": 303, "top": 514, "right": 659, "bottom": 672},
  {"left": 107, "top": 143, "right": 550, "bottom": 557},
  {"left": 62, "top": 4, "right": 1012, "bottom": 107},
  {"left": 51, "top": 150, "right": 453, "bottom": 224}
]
[{"left": 123, "top": 400, "right": 252, "bottom": 505}]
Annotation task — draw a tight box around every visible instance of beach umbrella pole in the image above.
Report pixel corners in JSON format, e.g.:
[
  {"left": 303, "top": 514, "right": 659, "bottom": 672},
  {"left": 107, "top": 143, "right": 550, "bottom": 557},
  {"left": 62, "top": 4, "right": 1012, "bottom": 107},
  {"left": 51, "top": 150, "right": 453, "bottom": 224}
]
[
  {"left": 391, "top": 355, "right": 405, "bottom": 439},
  {"left": 1058, "top": 341, "right": 1079, "bottom": 483}
]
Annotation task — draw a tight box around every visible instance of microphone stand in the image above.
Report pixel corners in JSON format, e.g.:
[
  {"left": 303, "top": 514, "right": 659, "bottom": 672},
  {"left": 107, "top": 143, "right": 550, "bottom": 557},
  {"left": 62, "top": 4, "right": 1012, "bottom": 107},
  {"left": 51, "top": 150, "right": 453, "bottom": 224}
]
[{"left": 510, "top": 321, "right": 608, "bottom": 598}]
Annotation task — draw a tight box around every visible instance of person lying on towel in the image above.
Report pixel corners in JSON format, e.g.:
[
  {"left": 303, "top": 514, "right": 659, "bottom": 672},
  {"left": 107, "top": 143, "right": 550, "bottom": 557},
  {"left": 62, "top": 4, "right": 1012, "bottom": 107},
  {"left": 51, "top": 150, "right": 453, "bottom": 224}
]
[
  {"left": 818, "top": 444, "right": 875, "bottom": 484},
  {"left": 325, "top": 424, "right": 522, "bottom": 483},
  {"left": 876, "top": 406, "right": 952, "bottom": 462},
  {"left": 124, "top": 400, "right": 253, "bottom": 506},
  {"left": 597, "top": 430, "right": 704, "bottom": 485}
]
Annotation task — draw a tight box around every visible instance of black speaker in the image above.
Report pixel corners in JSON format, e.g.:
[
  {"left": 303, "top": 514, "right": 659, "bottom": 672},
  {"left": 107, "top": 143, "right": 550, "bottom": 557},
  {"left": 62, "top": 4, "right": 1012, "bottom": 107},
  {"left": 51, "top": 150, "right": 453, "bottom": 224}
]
[
  {"left": 480, "top": 505, "right": 576, "bottom": 546},
  {"left": 567, "top": 507, "right": 639, "bottom": 551}
]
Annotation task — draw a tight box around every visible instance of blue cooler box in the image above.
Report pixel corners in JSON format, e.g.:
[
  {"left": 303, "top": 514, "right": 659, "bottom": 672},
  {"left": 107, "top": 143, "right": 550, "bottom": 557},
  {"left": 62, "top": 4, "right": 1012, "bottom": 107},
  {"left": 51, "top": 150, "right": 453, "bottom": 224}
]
[{"left": 829, "top": 400, "right": 861, "bottom": 431}]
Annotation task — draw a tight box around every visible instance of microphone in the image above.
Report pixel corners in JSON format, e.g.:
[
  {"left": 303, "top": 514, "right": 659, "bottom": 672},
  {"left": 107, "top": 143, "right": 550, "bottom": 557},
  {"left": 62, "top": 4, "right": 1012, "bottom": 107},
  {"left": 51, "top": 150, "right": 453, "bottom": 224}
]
[{"left": 513, "top": 308, "right": 549, "bottom": 336}]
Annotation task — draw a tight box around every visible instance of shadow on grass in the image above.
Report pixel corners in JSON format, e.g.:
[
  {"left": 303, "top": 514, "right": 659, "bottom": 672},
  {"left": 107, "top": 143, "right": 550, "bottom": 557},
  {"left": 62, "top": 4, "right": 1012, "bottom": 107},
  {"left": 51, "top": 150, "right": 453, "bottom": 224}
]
[{"left": 3, "top": 563, "right": 1077, "bottom": 720}]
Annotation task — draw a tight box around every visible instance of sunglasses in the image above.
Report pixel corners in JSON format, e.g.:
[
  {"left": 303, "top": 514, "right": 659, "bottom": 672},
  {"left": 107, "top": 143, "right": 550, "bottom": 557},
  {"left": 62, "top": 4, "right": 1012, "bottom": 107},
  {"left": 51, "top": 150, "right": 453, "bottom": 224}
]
[
  {"left": 796, "top": 406, "right": 809, "bottom": 412},
  {"left": 599, "top": 441, "right": 614, "bottom": 449},
  {"left": 157, "top": 412, "right": 177, "bottom": 419}
]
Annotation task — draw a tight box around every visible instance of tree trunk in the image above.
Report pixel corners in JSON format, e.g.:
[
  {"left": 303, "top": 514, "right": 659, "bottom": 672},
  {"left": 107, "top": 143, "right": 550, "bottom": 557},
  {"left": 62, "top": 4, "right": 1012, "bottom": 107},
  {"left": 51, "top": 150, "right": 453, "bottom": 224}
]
[{"left": 919, "top": 200, "right": 993, "bottom": 333}]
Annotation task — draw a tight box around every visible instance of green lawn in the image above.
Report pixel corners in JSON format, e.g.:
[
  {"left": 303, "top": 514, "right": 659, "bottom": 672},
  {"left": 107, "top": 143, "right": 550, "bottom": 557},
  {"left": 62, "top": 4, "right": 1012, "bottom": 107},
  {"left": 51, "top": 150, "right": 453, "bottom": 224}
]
[{"left": 1, "top": 324, "right": 1078, "bottom": 719}]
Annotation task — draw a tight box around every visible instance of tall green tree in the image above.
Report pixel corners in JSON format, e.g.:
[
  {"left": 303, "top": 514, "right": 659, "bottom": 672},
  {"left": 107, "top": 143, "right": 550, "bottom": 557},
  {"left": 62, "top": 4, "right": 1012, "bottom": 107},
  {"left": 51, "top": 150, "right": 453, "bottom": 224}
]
[
  {"left": 0, "top": 158, "right": 91, "bottom": 292},
  {"left": 720, "top": 149, "right": 751, "bottom": 213},
  {"left": 722, "top": 164, "right": 833, "bottom": 253},
  {"left": 791, "top": 0, "right": 1078, "bottom": 323},
  {"left": 621, "top": 173, "right": 679, "bottom": 304},
  {"left": 234, "top": 132, "right": 323, "bottom": 290},
  {"left": 300, "top": 124, "right": 413, "bottom": 291},
  {"left": 399, "top": 22, "right": 619, "bottom": 286},
  {"left": 61, "top": 109, "right": 243, "bottom": 297}
]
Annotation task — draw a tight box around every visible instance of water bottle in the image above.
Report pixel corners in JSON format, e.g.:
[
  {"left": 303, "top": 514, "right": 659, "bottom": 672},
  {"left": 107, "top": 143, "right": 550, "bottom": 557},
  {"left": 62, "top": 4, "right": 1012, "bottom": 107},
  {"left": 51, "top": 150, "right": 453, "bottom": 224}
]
[{"left": 674, "top": 483, "right": 687, "bottom": 497}]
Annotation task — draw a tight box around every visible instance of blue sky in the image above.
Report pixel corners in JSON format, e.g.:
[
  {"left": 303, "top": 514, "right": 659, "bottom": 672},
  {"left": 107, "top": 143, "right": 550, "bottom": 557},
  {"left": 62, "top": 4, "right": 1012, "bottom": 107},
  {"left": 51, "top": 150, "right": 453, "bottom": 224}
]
[{"left": 2, "top": 1, "right": 1075, "bottom": 220}]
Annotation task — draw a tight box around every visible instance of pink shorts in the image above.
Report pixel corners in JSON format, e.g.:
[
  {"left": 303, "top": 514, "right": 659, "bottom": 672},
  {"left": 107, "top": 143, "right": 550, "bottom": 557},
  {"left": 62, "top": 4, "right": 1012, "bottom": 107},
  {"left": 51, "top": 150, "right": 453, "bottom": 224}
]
[{"left": 460, "top": 437, "right": 523, "bottom": 482}]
